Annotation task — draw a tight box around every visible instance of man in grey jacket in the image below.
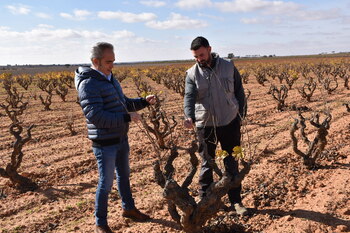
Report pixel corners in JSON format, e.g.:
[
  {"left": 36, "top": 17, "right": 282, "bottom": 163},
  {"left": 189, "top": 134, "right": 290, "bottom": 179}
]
[
  {"left": 184, "top": 36, "right": 247, "bottom": 216},
  {"left": 75, "top": 42, "right": 156, "bottom": 233}
]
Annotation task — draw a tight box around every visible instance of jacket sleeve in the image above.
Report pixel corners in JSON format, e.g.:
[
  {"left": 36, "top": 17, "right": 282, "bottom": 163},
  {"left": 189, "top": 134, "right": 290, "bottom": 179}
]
[
  {"left": 234, "top": 66, "right": 247, "bottom": 119},
  {"left": 124, "top": 96, "right": 149, "bottom": 112},
  {"left": 184, "top": 73, "right": 197, "bottom": 122},
  {"left": 78, "top": 79, "right": 127, "bottom": 128}
]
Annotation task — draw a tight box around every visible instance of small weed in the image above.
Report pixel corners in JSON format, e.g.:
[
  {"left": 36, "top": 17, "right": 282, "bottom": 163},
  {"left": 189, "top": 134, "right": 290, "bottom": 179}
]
[
  {"left": 76, "top": 200, "right": 88, "bottom": 209},
  {"left": 26, "top": 206, "right": 40, "bottom": 214},
  {"left": 65, "top": 205, "right": 74, "bottom": 211},
  {"left": 64, "top": 218, "right": 85, "bottom": 232},
  {"left": 13, "top": 226, "right": 23, "bottom": 233},
  {"left": 48, "top": 210, "right": 58, "bottom": 215},
  {"left": 26, "top": 209, "right": 34, "bottom": 214}
]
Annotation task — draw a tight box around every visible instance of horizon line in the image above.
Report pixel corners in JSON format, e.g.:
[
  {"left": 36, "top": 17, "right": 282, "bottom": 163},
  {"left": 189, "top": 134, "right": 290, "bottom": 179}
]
[{"left": 1, "top": 51, "right": 350, "bottom": 67}]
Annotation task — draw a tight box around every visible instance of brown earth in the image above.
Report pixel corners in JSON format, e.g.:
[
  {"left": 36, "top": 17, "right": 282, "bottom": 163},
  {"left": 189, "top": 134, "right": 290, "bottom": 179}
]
[{"left": 0, "top": 59, "right": 349, "bottom": 233}]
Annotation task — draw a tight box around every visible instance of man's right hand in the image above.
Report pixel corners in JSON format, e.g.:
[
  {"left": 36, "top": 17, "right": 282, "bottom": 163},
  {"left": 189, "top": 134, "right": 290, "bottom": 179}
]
[
  {"left": 184, "top": 118, "right": 194, "bottom": 129},
  {"left": 130, "top": 112, "right": 141, "bottom": 122}
]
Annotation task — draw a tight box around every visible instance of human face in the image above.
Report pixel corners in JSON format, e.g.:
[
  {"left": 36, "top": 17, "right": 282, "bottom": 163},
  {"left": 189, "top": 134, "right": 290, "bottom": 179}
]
[
  {"left": 93, "top": 49, "right": 115, "bottom": 76},
  {"left": 192, "top": 46, "right": 212, "bottom": 67}
]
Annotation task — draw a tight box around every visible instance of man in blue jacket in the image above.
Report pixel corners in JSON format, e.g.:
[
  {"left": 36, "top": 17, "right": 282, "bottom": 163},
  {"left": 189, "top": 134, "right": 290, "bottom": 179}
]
[
  {"left": 75, "top": 42, "right": 156, "bottom": 233},
  {"left": 184, "top": 37, "right": 248, "bottom": 216}
]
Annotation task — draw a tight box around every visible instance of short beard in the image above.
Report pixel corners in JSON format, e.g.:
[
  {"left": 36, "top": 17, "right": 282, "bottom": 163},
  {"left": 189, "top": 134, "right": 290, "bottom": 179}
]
[{"left": 198, "top": 53, "right": 212, "bottom": 68}]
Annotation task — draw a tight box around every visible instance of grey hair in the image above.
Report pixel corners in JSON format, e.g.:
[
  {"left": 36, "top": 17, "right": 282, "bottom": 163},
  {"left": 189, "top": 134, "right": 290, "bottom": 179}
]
[{"left": 90, "top": 42, "right": 114, "bottom": 61}]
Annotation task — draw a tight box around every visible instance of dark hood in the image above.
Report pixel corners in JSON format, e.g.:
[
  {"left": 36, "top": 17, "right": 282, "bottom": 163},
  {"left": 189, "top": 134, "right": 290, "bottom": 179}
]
[{"left": 211, "top": 53, "right": 219, "bottom": 69}]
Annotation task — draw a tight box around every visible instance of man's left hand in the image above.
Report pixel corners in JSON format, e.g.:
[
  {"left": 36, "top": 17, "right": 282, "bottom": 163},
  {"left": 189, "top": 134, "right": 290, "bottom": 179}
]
[{"left": 146, "top": 95, "right": 157, "bottom": 105}]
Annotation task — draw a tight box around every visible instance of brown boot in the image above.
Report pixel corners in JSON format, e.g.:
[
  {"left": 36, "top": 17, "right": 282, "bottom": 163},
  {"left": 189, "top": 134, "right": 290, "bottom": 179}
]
[
  {"left": 122, "top": 208, "right": 151, "bottom": 222},
  {"left": 95, "top": 225, "right": 113, "bottom": 233}
]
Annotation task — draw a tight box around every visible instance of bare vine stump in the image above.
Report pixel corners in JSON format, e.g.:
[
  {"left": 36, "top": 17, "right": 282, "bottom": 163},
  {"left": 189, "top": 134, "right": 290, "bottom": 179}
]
[
  {"left": 298, "top": 78, "right": 316, "bottom": 102},
  {"left": 290, "top": 111, "right": 332, "bottom": 169},
  {"left": 0, "top": 74, "right": 38, "bottom": 192},
  {"left": 270, "top": 84, "right": 288, "bottom": 111},
  {"left": 154, "top": 142, "right": 250, "bottom": 233}
]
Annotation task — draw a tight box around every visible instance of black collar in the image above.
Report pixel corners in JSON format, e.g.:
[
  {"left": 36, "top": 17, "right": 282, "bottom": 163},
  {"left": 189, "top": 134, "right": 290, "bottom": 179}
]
[{"left": 210, "top": 54, "right": 217, "bottom": 69}]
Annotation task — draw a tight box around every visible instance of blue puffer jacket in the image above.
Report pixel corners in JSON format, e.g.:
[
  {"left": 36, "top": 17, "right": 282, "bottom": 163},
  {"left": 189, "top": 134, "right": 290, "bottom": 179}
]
[{"left": 75, "top": 66, "right": 148, "bottom": 141}]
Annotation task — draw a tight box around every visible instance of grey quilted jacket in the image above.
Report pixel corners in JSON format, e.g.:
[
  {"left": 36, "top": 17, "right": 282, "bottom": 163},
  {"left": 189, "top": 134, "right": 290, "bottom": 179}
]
[{"left": 184, "top": 53, "right": 246, "bottom": 128}]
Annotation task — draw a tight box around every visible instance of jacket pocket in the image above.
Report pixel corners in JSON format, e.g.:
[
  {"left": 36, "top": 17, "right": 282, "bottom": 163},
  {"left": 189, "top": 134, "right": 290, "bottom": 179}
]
[
  {"left": 195, "top": 104, "right": 208, "bottom": 122},
  {"left": 222, "top": 77, "right": 234, "bottom": 93},
  {"left": 195, "top": 77, "right": 209, "bottom": 100}
]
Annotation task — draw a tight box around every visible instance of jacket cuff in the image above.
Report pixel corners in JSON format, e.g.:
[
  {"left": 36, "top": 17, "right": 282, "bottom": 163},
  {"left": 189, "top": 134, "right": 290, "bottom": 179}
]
[
  {"left": 141, "top": 98, "right": 150, "bottom": 107},
  {"left": 123, "top": 114, "right": 131, "bottom": 122}
]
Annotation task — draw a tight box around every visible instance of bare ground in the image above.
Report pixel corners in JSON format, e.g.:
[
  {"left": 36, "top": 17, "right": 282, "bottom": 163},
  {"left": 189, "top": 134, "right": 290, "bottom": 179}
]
[{"left": 0, "top": 63, "right": 349, "bottom": 233}]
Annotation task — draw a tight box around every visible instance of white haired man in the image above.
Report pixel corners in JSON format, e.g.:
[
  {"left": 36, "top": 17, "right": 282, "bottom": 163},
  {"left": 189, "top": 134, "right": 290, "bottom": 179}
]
[{"left": 75, "top": 42, "right": 156, "bottom": 233}]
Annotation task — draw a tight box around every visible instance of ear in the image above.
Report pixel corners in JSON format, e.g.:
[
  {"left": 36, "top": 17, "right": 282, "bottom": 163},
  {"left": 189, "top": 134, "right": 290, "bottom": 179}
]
[
  {"left": 208, "top": 46, "right": 212, "bottom": 53},
  {"left": 92, "top": 58, "right": 99, "bottom": 67}
]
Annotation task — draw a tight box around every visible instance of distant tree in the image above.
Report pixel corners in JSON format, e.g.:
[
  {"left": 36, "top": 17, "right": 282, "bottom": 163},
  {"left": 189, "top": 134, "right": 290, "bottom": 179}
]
[{"left": 227, "top": 53, "right": 234, "bottom": 59}]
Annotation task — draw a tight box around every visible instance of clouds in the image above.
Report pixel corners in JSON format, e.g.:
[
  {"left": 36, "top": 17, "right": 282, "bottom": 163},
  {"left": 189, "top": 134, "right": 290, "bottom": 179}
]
[
  {"left": 5, "top": 4, "right": 54, "bottom": 19},
  {"left": 174, "top": 0, "right": 299, "bottom": 13},
  {"left": 213, "top": 0, "right": 299, "bottom": 13},
  {"left": 97, "top": 10, "right": 207, "bottom": 30},
  {"left": 60, "top": 10, "right": 92, "bottom": 21},
  {"left": 146, "top": 13, "right": 207, "bottom": 29},
  {"left": 4, "top": 1, "right": 344, "bottom": 25},
  {"left": 0, "top": 24, "right": 175, "bottom": 64},
  {"left": 240, "top": 17, "right": 262, "bottom": 24},
  {"left": 0, "top": 26, "right": 81, "bottom": 41},
  {"left": 1, "top": 0, "right": 349, "bottom": 65},
  {"left": 291, "top": 8, "right": 341, "bottom": 21},
  {"left": 6, "top": 1, "right": 340, "bottom": 28},
  {"left": 176, "top": 0, "right": 212, "bottom": 8},
  {"left": 6, "top": 4, "right": 31, "bottom": 15},
  {"left": 175, "top": 0, "right": 343, "bottom": 24},
  {"left": 4, "top": 3, "right": 208, "bottom": 30},
  {"left": 97, "top": 11, "right": 157, "bottom": 23},
  {"left": 0, "top": 25, "right": 142, "bottom": 42},
  {"left": 35, "top": 12, "right": 51, "bottom": 19},
  {"left": 139, "top": 1, "right": 166, "bottom": 7},
  {"left": 57, "top": 8, "right": 207, "bottom": 30},
  {"left": 0, "top": 25, "right": 153, "bottom": 64}
]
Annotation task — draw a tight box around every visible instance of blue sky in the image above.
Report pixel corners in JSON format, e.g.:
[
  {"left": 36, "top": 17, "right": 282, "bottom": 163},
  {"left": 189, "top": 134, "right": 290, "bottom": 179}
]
[{"left": 0, "top": 0, "right": 349, "bottom": 65}]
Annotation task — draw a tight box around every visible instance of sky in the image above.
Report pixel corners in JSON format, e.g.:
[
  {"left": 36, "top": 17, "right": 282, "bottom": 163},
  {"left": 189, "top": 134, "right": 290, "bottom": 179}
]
[{"left": 0, "top": 0, "right": 349, "bottom": 65}]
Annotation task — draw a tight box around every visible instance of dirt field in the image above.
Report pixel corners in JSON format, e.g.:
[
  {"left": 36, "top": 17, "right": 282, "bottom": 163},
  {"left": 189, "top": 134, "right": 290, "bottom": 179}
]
[{"left": 0, "top": 58, "right": 349, "bottom": 233}]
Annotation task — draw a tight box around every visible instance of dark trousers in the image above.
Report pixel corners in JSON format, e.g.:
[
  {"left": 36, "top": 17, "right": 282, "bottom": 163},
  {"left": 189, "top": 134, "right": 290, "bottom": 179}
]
[{"left": 197, "top": 117, "right": 242, "bottom": 204}]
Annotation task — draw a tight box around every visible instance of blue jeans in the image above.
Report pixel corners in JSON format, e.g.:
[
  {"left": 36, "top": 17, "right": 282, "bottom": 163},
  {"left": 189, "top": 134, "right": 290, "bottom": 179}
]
[{"left": 92, "top": 139, "right": 135, "bottom": 226}]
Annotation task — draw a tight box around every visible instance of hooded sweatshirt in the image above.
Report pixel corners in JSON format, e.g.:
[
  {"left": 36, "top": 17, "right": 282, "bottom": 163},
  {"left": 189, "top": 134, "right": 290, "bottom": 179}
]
[{"left": 75, "top": 66, "right": 148, "bottom": 142}]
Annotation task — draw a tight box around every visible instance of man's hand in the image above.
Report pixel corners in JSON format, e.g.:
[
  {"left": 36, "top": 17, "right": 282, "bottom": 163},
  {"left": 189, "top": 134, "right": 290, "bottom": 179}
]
[
  {"left": 184, "top": 118, "right": 194, "bottom": 129},
  {"left": 146, "top": 95, "right": 157, "bottom": 105},
  {"left": 129, "top": 112, "right": 141, "bottom": 122}
]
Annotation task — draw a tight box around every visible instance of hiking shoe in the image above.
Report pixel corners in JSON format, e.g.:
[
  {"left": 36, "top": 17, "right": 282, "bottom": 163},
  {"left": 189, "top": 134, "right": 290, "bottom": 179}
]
[
  {"left": 95, "top": 225, "right": 113, "bottom": 233},
  {"left": 122, "top": 208, "right": 151, "bottom": 222},
  {"left": 234, "top": 203, "right": 248, "bottom": 216}
]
